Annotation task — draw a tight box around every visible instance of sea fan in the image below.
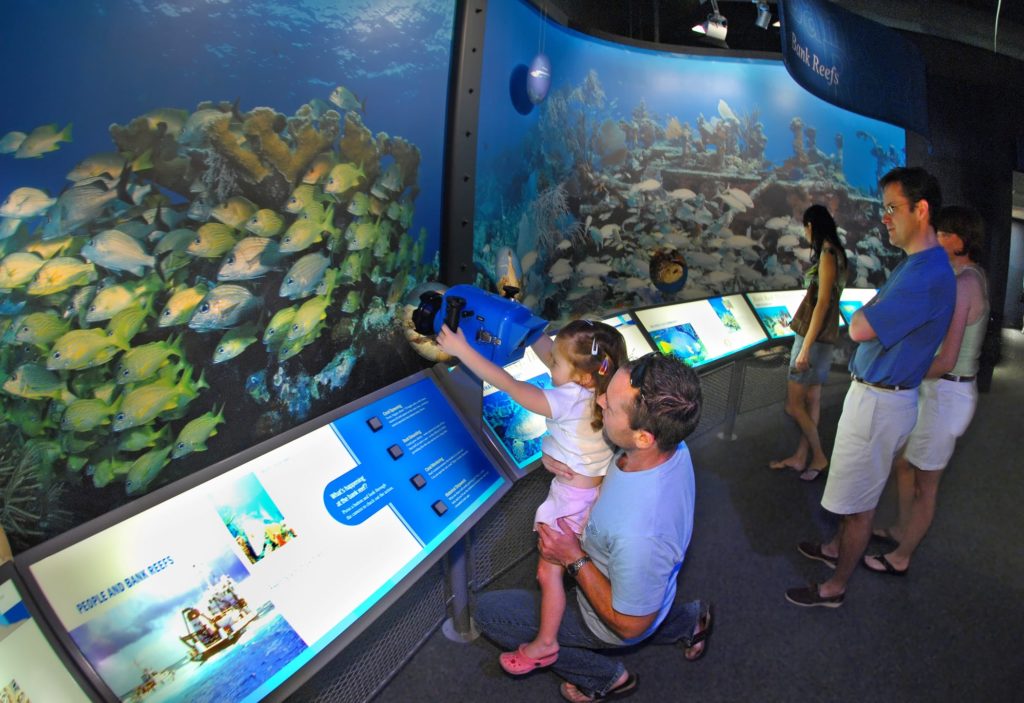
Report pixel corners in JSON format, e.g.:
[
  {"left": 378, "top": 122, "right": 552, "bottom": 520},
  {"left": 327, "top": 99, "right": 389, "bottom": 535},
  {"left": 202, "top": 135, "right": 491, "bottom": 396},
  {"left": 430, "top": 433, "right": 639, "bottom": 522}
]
[{"left": 0, "top": 431, "right": 71, "bottom": 552}]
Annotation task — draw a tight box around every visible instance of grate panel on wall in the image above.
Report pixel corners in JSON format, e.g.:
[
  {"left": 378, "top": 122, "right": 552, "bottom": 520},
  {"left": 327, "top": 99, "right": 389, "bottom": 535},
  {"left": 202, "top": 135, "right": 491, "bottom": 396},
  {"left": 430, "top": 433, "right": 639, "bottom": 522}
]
[
  {"left": 690, "top": 363, "right": 734, "bottom": 441},
  {"left": 738, "top": 349, "right": 791, "bottom": 414},
  {"left": 289, "top": 562, "right": 447, "bottom": 703},
  {"left": 469, "top": 468, "right": 550, "bottom": 591}
]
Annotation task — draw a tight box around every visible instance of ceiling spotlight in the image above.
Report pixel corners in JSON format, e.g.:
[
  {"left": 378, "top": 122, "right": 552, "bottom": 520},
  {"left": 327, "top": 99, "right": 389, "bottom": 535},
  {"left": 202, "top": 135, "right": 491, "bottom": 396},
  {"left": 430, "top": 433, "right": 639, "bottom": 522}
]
[
  {"left": 692, "top": 0, "right": 728, "bottom": 41},
  {"left": 754, "top": 2, "right": 772, "bottom": 30}
]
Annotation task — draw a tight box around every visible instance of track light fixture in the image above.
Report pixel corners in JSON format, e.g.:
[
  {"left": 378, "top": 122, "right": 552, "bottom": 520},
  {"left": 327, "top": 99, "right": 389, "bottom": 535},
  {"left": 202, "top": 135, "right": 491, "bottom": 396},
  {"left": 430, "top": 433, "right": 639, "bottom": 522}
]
[
  {"left": 754, "top": 1, "right": 772, "bottom": 30},
  {"left": 692, "top": 0, "right": 728, "bottom": 41}
]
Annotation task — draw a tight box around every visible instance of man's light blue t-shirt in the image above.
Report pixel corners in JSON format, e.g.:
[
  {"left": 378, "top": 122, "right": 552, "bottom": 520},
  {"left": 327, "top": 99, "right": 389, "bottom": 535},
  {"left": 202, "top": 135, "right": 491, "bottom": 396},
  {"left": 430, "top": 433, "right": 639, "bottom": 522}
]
[{"left": 578, "top": 444, "right": 695, "bottom": 645}]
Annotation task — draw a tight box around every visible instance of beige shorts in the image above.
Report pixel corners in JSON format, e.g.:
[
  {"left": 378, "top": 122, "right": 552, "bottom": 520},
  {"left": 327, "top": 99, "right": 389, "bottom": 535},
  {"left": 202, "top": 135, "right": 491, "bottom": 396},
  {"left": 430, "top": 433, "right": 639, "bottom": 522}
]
[
  {"left": 821, "top": 381, "right": 918, "bottom": 515},
  {"left": 903, "top": 377, "right": 977, "bottom": 471}
]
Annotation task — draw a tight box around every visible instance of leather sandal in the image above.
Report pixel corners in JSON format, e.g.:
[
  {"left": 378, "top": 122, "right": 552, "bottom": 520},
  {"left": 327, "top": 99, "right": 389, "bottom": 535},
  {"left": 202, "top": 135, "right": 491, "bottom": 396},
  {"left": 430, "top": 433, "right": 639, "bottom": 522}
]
[
  {"left": 684, "top": 602, "right": 713, "bottom": 661},
  {"left": 560, "top": 672, "right": 639, "bottom": 702}
]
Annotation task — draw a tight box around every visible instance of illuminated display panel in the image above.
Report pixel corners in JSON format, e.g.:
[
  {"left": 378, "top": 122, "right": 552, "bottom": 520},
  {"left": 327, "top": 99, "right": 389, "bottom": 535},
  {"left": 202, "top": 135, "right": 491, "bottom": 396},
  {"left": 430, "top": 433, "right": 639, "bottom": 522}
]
[
  {"left": 633, "top": 295, "right": 767, "bottom": 368},
  {"left": 481, "top": 314, "right": 655, "bottom": 472},
  {"left": 481, "top": 344, "right": 552, "bottom": 471},
  {"left": 839, "top": 288, "right": 878, "bottom": 324},
  {"left": 601, "top": 312, "right": 656, "bottom": 361},
  {"left": 745, "top": 289, "right": 807, "bottom": 339},
  {"left": 23, "top": 374, "right": 506, "bottom": 703},
  {"left": 746, "top": 289, "right": 852, "bottom": 340},
  {"left": 0, "top": 564, "right": 92, "bottom": 702}
]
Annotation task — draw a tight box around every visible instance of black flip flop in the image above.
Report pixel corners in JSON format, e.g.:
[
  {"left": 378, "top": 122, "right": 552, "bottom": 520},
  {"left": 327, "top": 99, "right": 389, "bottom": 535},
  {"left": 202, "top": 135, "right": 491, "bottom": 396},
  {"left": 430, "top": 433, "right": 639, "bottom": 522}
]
[
  {"left": 560, "top": 672, "right": 639, "bottom": 702},
  {"left": 871, "top": 528, "right": 901, "bottom": 547},
  {"left": 684, "top": 602, "right": 713, "bottom": 661},
  {"left": 863, "top": 553, "right": 908, "bottom": 576}
]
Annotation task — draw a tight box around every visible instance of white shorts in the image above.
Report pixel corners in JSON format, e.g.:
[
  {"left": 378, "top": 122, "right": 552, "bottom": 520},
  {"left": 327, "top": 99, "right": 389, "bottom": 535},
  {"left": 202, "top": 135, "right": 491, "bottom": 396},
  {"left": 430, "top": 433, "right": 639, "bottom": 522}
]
[
  {"left": 821, "top": 381, "right": 918, "bottom": 515},
  {"left": 903, "top": 377, "right": 978, "bottom": 471},
  {"left": 534, "top": 479, "right": 601, "bottom": 535}
]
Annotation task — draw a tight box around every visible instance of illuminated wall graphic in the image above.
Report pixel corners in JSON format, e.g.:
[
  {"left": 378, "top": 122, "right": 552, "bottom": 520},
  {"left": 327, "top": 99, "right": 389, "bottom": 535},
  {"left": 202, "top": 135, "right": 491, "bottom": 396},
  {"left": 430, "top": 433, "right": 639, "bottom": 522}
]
[
  {"left": 473, "top": 0, "right": 906, "bottom": 323},
  {"left": 0, "top": 0, "right": 455, "bottom": 548}
]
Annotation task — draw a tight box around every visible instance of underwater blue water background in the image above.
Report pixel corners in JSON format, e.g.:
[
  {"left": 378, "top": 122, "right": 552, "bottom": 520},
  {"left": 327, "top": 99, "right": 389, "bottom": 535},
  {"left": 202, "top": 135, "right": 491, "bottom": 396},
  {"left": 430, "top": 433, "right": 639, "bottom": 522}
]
[
  {"left": 0, "top": 0, "right": 455, "bottom": 256},
  {"left": 476, "top": 0, "right": 904, "bottom": 200}
]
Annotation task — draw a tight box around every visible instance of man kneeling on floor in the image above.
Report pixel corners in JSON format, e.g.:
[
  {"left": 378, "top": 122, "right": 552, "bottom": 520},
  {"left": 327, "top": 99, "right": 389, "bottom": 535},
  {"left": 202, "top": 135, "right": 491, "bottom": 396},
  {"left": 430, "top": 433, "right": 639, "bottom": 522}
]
[{"left": 474, "top": 353, "right": 711, "bottom": 703}]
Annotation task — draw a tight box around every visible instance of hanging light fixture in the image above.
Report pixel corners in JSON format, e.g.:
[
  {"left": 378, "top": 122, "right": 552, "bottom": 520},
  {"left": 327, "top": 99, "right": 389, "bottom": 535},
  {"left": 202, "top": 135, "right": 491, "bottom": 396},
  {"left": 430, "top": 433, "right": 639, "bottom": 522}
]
[
  {"left": 692, "top": 0, "right": 728, "bottom": 41},
  {"left": 754, "top": 1, "right": 772, "bottom": 30},
  {"left": 527, "top": 4, "right": 551, "bottom": 104}
]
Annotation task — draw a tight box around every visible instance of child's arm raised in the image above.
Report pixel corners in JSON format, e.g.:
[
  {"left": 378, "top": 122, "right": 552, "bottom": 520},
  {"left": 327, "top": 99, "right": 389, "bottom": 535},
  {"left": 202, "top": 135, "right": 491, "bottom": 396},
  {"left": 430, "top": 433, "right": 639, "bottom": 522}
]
[{"left": 437, "top": 324, "right": 552, "bottom": 418}]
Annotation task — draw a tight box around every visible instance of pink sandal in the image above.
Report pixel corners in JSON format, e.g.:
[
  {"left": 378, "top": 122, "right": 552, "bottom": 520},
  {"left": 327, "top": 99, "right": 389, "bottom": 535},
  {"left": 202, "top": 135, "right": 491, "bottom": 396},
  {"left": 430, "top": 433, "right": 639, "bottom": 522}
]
[{"left": 498, "top": 644, "right": 559, "bottom": 675}]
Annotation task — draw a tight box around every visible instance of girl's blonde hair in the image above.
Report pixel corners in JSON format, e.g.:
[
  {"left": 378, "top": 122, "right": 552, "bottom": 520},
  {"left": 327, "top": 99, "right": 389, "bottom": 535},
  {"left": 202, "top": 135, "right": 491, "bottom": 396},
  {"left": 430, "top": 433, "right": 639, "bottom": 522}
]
[{"left": 554, "top": 320, "right": 628, "bottom": 430}]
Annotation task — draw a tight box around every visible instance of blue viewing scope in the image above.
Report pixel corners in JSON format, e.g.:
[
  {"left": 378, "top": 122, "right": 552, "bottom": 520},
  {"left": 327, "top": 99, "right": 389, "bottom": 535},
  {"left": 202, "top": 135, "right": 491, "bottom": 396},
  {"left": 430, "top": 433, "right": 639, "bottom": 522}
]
[{"left": 411, "top": 284, "right": 548, "bottom": 366}]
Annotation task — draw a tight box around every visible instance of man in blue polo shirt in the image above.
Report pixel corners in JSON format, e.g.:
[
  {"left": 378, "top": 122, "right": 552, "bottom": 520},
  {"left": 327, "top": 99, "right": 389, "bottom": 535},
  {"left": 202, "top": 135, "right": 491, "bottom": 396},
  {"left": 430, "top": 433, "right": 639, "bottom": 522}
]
[{"left": 786, "top": 167, "right": 955, "bottom": 608}]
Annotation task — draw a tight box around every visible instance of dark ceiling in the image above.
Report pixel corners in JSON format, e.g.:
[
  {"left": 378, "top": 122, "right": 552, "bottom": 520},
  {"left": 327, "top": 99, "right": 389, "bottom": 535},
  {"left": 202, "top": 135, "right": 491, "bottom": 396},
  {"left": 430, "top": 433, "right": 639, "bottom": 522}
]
[{"left": 542, "top": 1, "right": 1024, "bottom": 60}]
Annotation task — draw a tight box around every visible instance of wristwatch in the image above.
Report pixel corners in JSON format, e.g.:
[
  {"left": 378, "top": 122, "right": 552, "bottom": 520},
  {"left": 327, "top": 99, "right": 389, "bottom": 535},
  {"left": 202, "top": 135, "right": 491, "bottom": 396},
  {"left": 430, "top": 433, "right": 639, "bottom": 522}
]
[{"left": 566, "top": 555, "right": 592, "bottom": 578}]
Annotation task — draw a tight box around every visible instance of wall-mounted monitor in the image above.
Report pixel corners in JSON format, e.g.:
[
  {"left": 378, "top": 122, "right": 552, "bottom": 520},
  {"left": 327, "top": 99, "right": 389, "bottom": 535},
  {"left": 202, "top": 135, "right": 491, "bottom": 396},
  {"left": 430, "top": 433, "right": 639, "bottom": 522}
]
[
  {"left": 480, "top": 314, "right": 656, "bottom": 474},
  {"left": 0, "top": 562, "right": 94, "bottom": 702},
  {"left": 19, "top": 373, "right": 507, "bottom": 703},
  {"left": 633, "top": 295, "right": 768, "bottom": 368},
  {"left": 839, "top": 288, "right": 878, "bottom": 325}
]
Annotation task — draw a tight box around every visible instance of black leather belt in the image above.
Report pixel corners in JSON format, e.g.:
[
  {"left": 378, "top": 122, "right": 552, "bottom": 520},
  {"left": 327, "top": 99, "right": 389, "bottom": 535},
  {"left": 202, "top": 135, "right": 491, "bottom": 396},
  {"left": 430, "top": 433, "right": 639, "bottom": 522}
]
[
  {"left": 851, "top": 375, "right": 916, "bottom": 392},
  {"left": 940, "top": 373, "right": 975, "bottom": 382}
]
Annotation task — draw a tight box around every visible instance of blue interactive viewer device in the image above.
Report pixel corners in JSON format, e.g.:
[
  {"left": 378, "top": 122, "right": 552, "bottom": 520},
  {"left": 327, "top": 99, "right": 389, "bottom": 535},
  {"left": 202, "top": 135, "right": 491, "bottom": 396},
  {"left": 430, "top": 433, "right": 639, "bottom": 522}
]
[{"left": 412, "top": 284, "right": 548, "bottom": 367}]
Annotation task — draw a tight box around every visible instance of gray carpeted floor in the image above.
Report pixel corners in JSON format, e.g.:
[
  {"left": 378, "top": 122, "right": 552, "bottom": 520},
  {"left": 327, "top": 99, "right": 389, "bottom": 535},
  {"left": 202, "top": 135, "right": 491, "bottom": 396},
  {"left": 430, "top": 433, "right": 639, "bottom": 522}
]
[{"left": 371, "top": 330, "right": 1024, "bottom": 703}]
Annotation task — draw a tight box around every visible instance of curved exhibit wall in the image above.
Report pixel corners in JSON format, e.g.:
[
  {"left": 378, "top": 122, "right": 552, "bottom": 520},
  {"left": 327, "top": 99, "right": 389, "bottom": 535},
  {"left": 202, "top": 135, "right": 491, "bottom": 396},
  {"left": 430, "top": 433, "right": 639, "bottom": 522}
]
[
  {"left": 0, "top": 0, "right": 455, "bottom": 550},
  {"left": 473, "top": 0, "right": 905, "bottom": 323}
]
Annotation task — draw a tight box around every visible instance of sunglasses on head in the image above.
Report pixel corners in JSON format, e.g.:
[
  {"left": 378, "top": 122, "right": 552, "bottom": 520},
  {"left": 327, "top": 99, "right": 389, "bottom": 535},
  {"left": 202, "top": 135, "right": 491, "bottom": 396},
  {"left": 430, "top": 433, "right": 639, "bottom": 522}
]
[{"left": 629, "top": 353, "right": 656, "bottom": 409}]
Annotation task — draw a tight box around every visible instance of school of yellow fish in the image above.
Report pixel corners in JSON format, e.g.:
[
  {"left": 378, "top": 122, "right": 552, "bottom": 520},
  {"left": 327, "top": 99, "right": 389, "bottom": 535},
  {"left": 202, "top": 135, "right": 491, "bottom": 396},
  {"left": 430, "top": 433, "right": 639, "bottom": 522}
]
[{"left": 0, "top": 88, "right": 433, "bottom": 497}]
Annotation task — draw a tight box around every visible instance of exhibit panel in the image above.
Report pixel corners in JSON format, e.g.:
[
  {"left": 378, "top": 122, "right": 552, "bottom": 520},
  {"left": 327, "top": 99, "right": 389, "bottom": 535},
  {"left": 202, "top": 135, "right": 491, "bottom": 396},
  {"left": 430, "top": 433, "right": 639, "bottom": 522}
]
[
  {"left": 480, "top": 344, "right": 553, "bottom": 473},
  {"left": 0, "top": 563, "right": 94, "bottom": 702},
  {"left": 603, "top": 312, "right": 657, "bottom": 361},
  {"left": 19, "top": 373, "right": 509, "bottom": 703},
  {"left": 839, "top": 287, "right": 879, "bottom": 324},
  {"left": 632, "top": 295, "right": 768, "bottom": 369},
  {"left": 745, "top": 289, "right": 809, "bottom": 339}
]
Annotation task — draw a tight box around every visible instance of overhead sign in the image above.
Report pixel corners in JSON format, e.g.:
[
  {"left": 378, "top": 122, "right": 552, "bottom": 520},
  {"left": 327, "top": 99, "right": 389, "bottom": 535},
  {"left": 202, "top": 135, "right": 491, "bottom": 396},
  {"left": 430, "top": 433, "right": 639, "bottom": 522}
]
[{"left": 778, "top": 0, "right": 928, "bottom": 135}]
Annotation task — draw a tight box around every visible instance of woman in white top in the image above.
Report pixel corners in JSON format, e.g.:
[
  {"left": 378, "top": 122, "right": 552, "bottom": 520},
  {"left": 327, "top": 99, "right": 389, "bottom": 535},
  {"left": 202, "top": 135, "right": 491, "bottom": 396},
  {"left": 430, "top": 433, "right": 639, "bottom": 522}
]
[
  {"left": 438, "top": 319, "right": 627, "bottom": 674},
  {"left": 865, "top": 205, "right": 989, "bottom": 575}
]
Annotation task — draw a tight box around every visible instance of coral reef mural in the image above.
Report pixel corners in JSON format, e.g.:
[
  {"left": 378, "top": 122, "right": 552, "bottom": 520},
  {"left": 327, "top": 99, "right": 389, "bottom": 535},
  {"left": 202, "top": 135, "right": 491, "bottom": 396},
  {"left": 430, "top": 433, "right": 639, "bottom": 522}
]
[
  {"left": 473, "top": 0, "right": 905, "bottom": 323},
  {"left": 0, "top": 0, "right": 455, "bottom": 550}
]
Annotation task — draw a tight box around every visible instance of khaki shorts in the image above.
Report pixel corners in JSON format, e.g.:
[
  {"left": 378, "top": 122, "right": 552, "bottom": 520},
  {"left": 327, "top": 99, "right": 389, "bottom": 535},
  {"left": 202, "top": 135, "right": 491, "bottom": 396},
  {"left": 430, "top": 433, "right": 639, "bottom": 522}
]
[
  {"left": 903, "top": 377, "right": 977, "bottom": 471},
  {"left": 821, "top": 381, "right": 918, "bottom": 515}
]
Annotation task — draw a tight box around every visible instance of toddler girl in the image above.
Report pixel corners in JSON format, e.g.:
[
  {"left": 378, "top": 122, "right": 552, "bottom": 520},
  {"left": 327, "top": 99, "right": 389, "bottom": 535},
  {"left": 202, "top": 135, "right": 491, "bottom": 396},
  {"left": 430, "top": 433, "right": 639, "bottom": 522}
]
[{"left": 438, "top": 319, "right": 627, "bottom": 674}]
